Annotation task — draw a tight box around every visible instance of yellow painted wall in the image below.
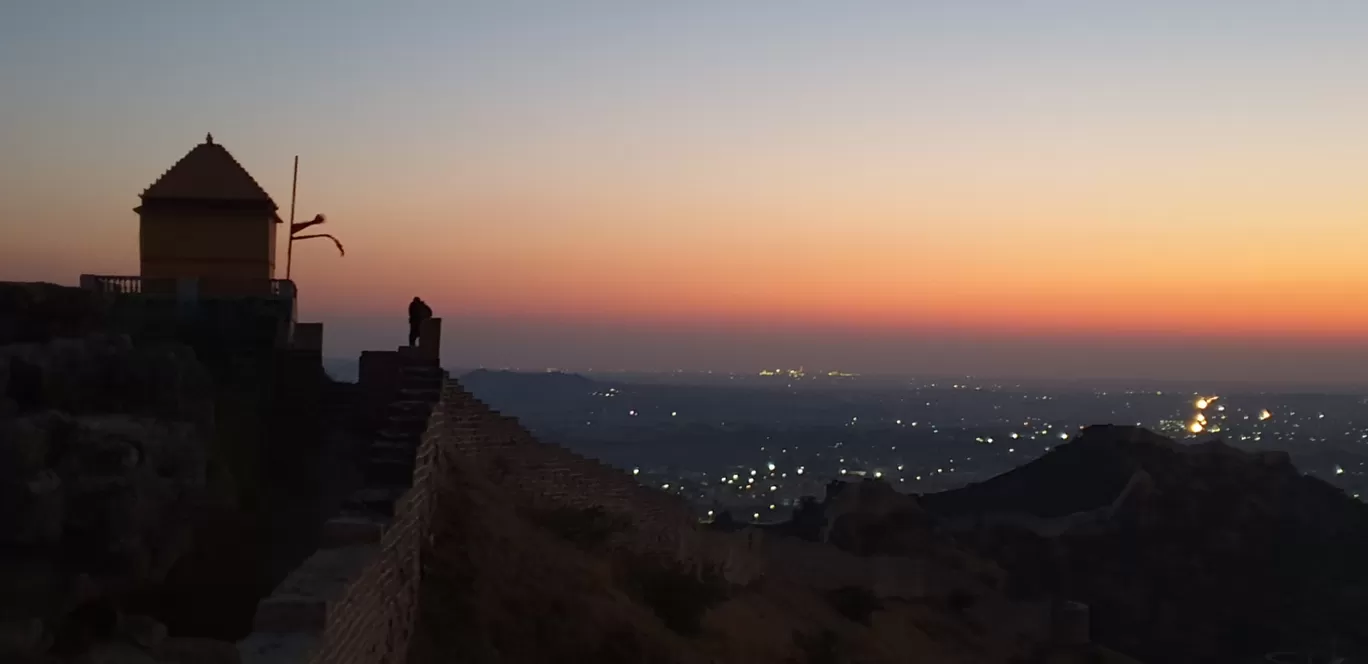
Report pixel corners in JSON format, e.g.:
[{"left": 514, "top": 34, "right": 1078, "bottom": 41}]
[
  {"left": 139, "top": 210, "right": 276, "bottom": 281},
  {"left": 267, "top": 218, "right": 278, "bottom": 278}
]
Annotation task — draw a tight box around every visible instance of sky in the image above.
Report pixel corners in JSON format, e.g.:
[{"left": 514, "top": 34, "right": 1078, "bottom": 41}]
[{"left": 3, "top": 1, "right": 1368, "bottom": 384}]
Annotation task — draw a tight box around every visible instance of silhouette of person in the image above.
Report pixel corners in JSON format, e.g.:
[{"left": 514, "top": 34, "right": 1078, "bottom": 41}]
[{"left": 408, "top": 297, "right": 433, "bottom": 347}]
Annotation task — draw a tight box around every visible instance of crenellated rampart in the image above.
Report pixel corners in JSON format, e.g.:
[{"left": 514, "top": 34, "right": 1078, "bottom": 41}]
[{"left": 238, "top": 366, "right": 762, "bottom": 663}]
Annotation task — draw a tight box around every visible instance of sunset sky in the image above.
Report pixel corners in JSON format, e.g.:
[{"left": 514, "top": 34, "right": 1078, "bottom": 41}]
[{"left": 3, "top": 2, "right": 1367, "bottom": 383}]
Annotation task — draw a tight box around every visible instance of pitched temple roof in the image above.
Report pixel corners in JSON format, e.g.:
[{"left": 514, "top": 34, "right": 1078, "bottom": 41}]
[{"left": 140, "top": 133, "right": 279, "bottom": 211}]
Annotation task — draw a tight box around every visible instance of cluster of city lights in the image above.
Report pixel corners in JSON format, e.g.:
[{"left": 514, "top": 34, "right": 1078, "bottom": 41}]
[{"left": 1187, "top": 395, "right": 1275, "bottom": 435}]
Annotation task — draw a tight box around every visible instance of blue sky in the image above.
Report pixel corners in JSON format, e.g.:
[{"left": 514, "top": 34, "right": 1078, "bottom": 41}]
[{"left": 4, "top": 2, "right": 1368, "bottom": 382}]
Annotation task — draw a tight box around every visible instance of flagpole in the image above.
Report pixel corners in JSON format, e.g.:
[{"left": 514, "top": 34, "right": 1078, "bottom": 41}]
[{"left": 286, "top": 155, "right": 299, "bottom": 280}]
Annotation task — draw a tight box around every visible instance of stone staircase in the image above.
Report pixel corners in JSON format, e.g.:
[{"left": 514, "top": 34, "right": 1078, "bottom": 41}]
[
  {"left": 327, "top": 356, "right": 443, "bottom": 536},
  {"left": 239, "top": 351, "right": 444, "bottom": 663}
]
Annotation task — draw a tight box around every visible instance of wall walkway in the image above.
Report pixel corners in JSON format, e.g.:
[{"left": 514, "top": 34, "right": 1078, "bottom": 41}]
[{"left": 238, "top": 361, "right": 762, "bottom": 663}]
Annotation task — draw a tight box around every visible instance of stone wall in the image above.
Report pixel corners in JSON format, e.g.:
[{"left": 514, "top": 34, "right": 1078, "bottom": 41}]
[
  {"left": 239, "top": 371, "right": 764, "bottom": 662},
  {"left": 434, "top": 384, "right": 765, "bottom": 585},
  {"left": 764, "top": 536, "right": 927, "bottom": 600},
  {"left": 238, "top": 353, "right": 442, "bottom": 664}
]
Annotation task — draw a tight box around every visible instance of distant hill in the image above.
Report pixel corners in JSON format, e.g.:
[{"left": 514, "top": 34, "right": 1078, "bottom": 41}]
[
  {"left": 460, "top": 368, "right": 595, "bottom": 394},
  {"left": 457, "top": 370, "right": 598, "bottom": 426},
  {"left": 323, "top": 357, "right": 359, "bottom": 382},
  {"left": 919, "top": 425, "right": 1368, "bottom": 663},
  {"left": 409, "top": 413, "right": 1131, "bottom": 664}
]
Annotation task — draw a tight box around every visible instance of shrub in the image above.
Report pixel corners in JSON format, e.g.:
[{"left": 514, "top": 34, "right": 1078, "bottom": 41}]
[
  {"left": 793, "top": 629, "right": 842, "bottom": 664},
  {"left": 826, "top": 585, "right": 883, "bottom": 626},
  {"left": 530, "top": 506, "right": 632, "bottom": 549},
  {"left": 621, "top": 556, "right": 729, "bottom": 636},
  {"left": 947, "top": 588, "right": 977, "bottom": 614}
]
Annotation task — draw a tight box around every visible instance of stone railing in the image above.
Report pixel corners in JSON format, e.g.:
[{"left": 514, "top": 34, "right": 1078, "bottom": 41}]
[
  {"left": 80, "top": 275, "right": 297, "bottom": 300},
  {"left": 81, "top": 274, "right": 148, "bottom": 294},
  {"left": 80, "top": 275, "right": 300, "bottom": 349}
]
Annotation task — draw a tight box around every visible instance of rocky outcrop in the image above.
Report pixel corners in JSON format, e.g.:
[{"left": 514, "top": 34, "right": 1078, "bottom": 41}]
[
  {"left": 0, "top": 413, "right": 207, "bottom": 614},
  {"left": 0, "top": 334, "right": 212, "bottom": 427},
  {"left": 921, "top": 425, "right": 1368, "bottom": 663},
  {"left": 0, "top": 282, "right": 111, "bottom": 347},
  {"left": 0, "top": 282, "right": 214, "bottom": 661}
]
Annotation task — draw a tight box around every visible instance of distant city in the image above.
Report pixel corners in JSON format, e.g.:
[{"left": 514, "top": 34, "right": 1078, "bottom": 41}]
[{"left": 416, "top": 365, "right": 1368, "bottom": 523}]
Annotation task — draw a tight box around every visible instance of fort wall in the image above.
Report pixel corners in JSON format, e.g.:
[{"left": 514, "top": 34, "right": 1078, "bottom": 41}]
[{"left": 239, "top": 369, "right": 762, "bottom": 663}]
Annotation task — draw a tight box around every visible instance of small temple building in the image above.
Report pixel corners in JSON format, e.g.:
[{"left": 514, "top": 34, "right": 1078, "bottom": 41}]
[
  {"left": 136, "top": 133, "right": 283, "bottom": 291},
  {"left": 81, "top": 134, "right": 320, "bottom": 352}
]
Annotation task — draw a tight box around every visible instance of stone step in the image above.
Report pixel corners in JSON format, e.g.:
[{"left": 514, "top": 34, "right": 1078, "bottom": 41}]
[
  {"left": 319, "top": 515, "right": 388, "bottom": 548},
  {"left": 342, "top": 487, "right": 405, "bottom": 516},
  {"left": 251, "top": 544, "right": 380, "bottom": 633},
  {"left": 382, "top": 418, "right": 428, "bottom": 432},
  {"left": 251, "top": 596, "right": 326, "bottom": 633},
  {"left": 376, "top": 428, "right": 420, "bottom": 442},
  {"left": 368, "top": 442, "right": 415, "bottom": 464},
  {"left": 381, "top": 422, "right": 428, "bottom": 438},
  {"left": 239, "top": 632, "right": 320, "bottom": 663},
  {"left": 387, "top": 404, "right": 434, "bottom": 418},
  {"left": 398, "top": 387, "right": 441, "bottom": 399},
  {"left": 365, "top": 459, "right": 415, "bottom": 485}
]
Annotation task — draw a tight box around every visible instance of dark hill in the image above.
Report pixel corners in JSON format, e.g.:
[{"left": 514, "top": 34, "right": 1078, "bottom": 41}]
[
  {"left": 917, "top": 425, "right": 1368, "bottom": 663},
  {"left": 460, "top": 368, "right": 595, "bottom": 395},
  {"left": 458, "top": 370, "right": 598, "bottom": 427},
  {"left": 919, "top": 425, "right": 1162, "bottom": 519}
]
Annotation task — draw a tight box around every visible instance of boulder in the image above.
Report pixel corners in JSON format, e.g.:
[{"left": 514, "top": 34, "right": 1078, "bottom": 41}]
[
  {"left": 0, "top": 336, "right": 212, "bottom": 428},
  {"left": 0, "top": 282, "right": 110, "bottom": 346},
  {"left": 154, "top": 637, "right": 241, "bottom": 664},
  {"left": 0, "top": 618, "right": 49, "bottom": 659},
  {"left": 0, "top": 344, "right": 210, "bottom": 639},
  {"left": 75, "top": 641, "right": 158, "bottom": 664},
  {"left": 116, "top": 615, "right": 166, "bottom": 651}
]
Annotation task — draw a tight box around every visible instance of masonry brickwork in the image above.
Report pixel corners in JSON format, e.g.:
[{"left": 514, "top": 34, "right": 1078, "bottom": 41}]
[{"left": 239, "top": 363, "right": 763, "bottom": 663}]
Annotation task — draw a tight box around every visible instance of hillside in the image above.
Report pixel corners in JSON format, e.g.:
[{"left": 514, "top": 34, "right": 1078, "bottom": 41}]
[
  {"left": 407, "top": 430, "right": 1134, "bottom": 664},
  {"left": 920, "top": 425, "right": 1368, "bottom": 663}
]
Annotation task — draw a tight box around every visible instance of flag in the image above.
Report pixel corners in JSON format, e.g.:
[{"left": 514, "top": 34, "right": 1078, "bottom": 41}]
[
  {"left": 291, "top": 213, "right": 326, "bottom": 236},
  {"left": 293, "top": 233, "right": 345, "bottom": 256}
]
